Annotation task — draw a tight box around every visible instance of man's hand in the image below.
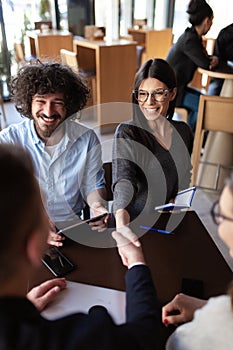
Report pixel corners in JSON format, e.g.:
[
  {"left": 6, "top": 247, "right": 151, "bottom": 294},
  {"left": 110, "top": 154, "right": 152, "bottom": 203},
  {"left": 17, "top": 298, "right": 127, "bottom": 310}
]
[
  {"left": 115, "top": 224, "right": 141, "bottom": 247},
  {"left": 27, "top": 278, "right": 67, "bottom": 312},
  {"left": 89, "top": 201, "right": 109, "bottom": 232},
  {"left": 48, "top": 219, "right": 65, "bottom": 247},
  {"left": 112, "top": 230, "right": 145, "bottom": 267},
  {"left": 162, "top": 293, "right": 207, "bottom": 326}
]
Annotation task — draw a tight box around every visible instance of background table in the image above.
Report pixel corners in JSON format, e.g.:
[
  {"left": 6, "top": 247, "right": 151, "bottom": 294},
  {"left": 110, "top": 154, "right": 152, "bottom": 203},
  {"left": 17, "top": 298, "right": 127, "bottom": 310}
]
[
  {"left": 27, "top": 30, "right": 73, "bottom": 60},
  {"left": 30, "top": 211, "right": 232, "bottom": 347},
  {"left": 73, "top": 37, "right": 137, "bottom": 133},
  {"left": 196, "top": 64, "right": 233, "bottom": 190}
]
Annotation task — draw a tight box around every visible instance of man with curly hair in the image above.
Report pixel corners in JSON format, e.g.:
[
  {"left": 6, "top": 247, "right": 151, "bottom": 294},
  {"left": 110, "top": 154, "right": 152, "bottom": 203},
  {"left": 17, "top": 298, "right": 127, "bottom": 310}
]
[{"left": 0, "top": 61, "right": 108, "bottom": 246}]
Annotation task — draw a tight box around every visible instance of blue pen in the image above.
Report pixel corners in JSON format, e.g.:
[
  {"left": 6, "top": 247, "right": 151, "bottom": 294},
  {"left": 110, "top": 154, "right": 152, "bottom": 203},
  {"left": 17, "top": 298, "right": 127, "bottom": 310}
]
[{"left": 139, "top": 225, "right": 174, "bottom": 235}]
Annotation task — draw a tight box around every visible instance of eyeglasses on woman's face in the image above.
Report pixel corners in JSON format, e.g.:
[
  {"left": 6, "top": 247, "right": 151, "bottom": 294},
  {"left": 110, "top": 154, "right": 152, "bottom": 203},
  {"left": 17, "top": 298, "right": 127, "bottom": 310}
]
[
  {"left": 133, "top": 88, "right": 172, "bottom": 103},
  {"left": 211, "top": 200, "right": 233, "bottom": 225}
]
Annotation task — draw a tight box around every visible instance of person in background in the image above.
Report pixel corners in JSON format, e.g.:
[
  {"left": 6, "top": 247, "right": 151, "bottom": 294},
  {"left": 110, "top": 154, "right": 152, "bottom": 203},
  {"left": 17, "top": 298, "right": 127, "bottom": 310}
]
[
  {"left": 0, "top": 61, "right": 108, "bottom": 246},
  {"left": 163, "top": 172, "right": 233, "bottom": 349},
  {"left": 166, "top": 0, "right": 218, "bottom": 131},
  {"left": 0, "top": 143, "right": 160, "bottom": 350},
  {"left": 208, "top": 23, "right": 233, "bottom": 96},
  {"left": 112, "top": 58, "right": 193, "bottom": 241}
]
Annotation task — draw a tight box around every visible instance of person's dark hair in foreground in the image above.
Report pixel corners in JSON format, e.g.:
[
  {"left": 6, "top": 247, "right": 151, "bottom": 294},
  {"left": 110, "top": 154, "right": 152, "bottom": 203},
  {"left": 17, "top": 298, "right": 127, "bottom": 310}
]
[{"left": 0, "top": 143, "right": 161, "bottom": 349}]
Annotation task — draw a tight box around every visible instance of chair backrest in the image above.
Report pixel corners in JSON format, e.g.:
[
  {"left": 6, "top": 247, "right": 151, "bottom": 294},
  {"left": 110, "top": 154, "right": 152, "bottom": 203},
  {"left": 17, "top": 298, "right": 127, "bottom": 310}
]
[
  {"left": 188, "top": 37, "right": 215, "bottom": 92},
  {"left": 174, "top": 107, "right": 188, "bottom": 123},
  {"left": 147, "top": 28, "right": 173, "bottom": 60},
  {"left": 191, "top": 95, "right": 233, "bottom": 186},
  {"left": 14, "top": 43, "right": 26, "bottom": 63},
  {"left": 34, "top": 21, "right": 52, "bottom": 30},
  {"left": 60, "top": 49, "right": 78, "bottom": 71}
]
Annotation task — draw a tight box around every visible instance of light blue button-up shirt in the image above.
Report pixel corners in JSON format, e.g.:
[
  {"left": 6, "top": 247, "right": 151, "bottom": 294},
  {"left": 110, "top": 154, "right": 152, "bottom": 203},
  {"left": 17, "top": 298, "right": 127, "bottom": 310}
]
[{"left": 0, "top": 118, "right": 105, "bottom": 222}]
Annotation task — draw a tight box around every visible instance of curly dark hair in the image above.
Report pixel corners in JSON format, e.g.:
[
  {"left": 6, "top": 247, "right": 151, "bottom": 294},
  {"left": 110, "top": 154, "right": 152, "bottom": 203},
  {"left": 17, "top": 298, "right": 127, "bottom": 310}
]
[{"left": 10, "top": 61, "right": 90, "bottom": 119}]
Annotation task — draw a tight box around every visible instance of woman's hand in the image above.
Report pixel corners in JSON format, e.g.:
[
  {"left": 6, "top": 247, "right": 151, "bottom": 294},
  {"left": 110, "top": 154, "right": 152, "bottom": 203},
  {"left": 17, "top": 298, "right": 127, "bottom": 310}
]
[
  {"left": 27, "top": 278, "right": 67, "bottom": 312},
  {"left": 209, "top": 55, "right": 219, "bottom": 70},
  {"left": 115, "top": 208, "right": 140, "bottom": 248},
  {"left": 162, "top": 293, "right": 207, "bottom": 326}
]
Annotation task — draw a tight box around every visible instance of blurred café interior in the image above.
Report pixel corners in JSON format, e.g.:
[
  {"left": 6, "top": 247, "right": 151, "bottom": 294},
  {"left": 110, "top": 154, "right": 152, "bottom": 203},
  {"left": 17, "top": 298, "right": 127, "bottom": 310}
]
[{"left": 0, "top": 0, "right": 233, "bottom": 268}]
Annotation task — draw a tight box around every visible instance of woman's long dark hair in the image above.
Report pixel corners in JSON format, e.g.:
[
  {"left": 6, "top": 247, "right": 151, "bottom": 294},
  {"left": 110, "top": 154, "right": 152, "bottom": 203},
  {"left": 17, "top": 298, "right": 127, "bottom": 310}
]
[{"left": 132, "top": 58, "right": 177, "bottom": 129}]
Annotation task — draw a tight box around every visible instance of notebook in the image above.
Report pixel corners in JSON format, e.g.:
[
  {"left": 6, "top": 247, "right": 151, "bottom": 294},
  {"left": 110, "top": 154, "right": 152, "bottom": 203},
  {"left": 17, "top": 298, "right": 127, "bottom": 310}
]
[
  {"left": 154, "top": 186, "right": 196, "bottom": 212},
  {"left": 41, "top": 280, "right": 126, "bottom": 324}
]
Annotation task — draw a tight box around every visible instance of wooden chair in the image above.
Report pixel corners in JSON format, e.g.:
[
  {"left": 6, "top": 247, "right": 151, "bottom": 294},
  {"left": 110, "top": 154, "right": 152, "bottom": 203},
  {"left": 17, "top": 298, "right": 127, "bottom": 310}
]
[
  {"left": 60, "top": 49, "right": 97, "bottom": 106},
  {"left": 14, "top": 42, "right": 36, "bottom": 69},
  {"left": 14, "top": 43, "right": 26, "bottom": 66},
  {"left": 188, "top": 37, "right": 215, "bottom": 93},
  {"left": 174, "top": 107, "right": 188, "bottom": 123},
  {"left": 191, "top": 95, "right": 233, "bottom": 189},
  {"left": 60, "top": 49, "right": 78, "bottom": 71}
]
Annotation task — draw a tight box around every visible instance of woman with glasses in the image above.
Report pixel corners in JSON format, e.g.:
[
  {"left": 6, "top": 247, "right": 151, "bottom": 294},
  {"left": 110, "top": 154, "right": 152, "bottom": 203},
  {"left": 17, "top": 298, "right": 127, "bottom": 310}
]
[
  {"left": 163, "top": 172, "right": 233, "bottom": 349},
  {"left": 112, "top": 58, "right": 193, "bottom": 239}
]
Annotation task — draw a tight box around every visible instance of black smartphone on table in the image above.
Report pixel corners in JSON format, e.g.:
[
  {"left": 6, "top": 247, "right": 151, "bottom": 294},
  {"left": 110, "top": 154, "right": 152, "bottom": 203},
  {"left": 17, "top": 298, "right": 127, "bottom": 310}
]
[{"left": 42, "top": 246, "right": 75, "bottom": 277}]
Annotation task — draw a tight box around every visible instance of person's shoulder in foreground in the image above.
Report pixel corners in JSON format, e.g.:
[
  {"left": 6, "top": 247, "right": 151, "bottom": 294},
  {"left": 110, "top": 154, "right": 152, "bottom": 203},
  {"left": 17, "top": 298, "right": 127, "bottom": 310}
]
[
  {"left": 0, "top": 266, "right": 160, "bottom": 350},
  {"left": 164, "top": 172, "right": 233, "bottom": 349},
  {"left": 166, "top": 295, "right": 233, "bottom": 350}
]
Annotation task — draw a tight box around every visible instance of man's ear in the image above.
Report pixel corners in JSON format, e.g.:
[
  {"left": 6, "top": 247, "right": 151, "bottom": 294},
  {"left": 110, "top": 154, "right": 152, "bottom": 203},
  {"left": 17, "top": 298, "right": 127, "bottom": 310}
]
[{"left": 26, "top": 230, "right": 44, "bottom": 267}]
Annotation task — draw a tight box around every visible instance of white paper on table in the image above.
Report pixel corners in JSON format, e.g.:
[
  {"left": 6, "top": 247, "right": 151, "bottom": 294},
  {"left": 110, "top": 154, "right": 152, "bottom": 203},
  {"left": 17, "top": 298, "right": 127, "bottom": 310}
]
[{"left": 41, "top": 280, "right": 126, "bottom": 324}]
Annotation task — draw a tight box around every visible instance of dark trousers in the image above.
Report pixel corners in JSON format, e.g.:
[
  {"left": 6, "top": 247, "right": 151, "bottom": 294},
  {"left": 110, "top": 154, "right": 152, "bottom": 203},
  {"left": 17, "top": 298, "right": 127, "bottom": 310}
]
[{"left": 182, "top": 87, "right": 202, "bottom": 132}]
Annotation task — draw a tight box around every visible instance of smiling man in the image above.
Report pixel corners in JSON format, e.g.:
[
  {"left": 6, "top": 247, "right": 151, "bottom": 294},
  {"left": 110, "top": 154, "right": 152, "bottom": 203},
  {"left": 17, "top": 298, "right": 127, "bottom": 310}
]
[{"left": 0, "top": 61, "right": 108, "bottom": 246}]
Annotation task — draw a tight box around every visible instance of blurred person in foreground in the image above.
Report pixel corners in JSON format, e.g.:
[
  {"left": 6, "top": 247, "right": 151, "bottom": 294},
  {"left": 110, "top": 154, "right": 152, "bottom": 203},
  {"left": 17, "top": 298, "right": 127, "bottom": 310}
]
[
  {"left": 163, "top": 172, "right": 233, "bottom": 349},
  {"left": 0, "top": 143, "right": 161, "bottom": 350}
]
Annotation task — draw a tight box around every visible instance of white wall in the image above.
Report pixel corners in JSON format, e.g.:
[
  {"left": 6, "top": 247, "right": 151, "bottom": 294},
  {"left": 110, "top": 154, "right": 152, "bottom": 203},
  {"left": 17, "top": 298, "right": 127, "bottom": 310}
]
[{"left": 95, "top": 0, "right": 119, "bottom": 40}]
